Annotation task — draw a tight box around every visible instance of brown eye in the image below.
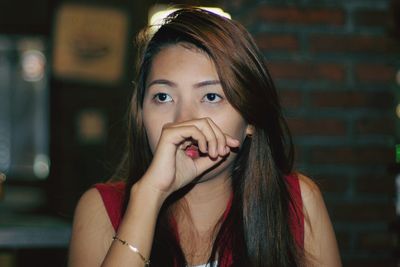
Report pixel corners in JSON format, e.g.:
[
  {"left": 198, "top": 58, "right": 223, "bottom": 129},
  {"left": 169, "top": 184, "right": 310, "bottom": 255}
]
[
  {"left": 153, "top": 93, "right": 172, "bottom": 103},
  {"left": 203, "top": 93, "right": 222, "bottom": 103}
]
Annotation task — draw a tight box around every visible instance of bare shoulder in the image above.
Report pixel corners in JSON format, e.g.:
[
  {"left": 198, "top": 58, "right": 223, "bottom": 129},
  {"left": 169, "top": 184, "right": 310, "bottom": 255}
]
[
  {"left": 69, "top": 188, "right": 114, "bottom": 266},
  {"left": 297, "top": 173, "right": 324, "bottom": 208},
  {"left": 297, "top": 173, "right": 326, "bottom": 230},
  {"left": 296, "top": 172, "right": 327, "bottom": 228},
  {"left": 296, "top": 173, "right": 342, "bottom": 267},
  {"left": 297, "top": 173, "right": 320, "bottom": 196},
  {"left": 72, "top": 188, "right": 112, "bottom": 232},
  {"left": 75, "top": 188, "right": 102, "bottom": 211}
]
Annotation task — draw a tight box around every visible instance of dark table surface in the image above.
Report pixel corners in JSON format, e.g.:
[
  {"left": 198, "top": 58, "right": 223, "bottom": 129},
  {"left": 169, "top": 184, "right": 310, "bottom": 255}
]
[{"left": 0, "top": 213, "right": 71, "bottom": 249}]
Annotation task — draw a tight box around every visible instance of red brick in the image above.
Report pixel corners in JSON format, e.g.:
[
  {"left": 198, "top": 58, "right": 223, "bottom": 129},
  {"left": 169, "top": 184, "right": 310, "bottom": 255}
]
[
  {"left": 287, "top": 117, "right": 346, "bottom": 136},
  {"left": 355, "top": 174, "right": 395, "bottom": 195},
  {"left": 343, "top": 259, "right": 396, "bottom": 267},
  {"left": 268, "top": 62, "right": 345, "bottom": 82},
  {"left": 335, "top": 231, "right": 351, "bottom": 250},
  {"left": 310, "top": 34, "right": 400, "bottom": 54},
  {"left": 310, "top": 147, "right": 393, "bottom": 165},
  {"left": 255, "top": 34, "right": 299, "bottom": 52},
  {"left": 356, "top": 117, "right": 395, "bottom": 135},
  {"left": 314, "top": 175, "right": 349, "bottom": 194},
  {"left": 354, "top": 9, "right": 389, "bottom": 27},
  {"left": 358, "top": 232, "right": 395, "bottom": 251},
  {"left": 293, "top": 144, "right": 303, "bottom": 164},
  {"left": 310, "top": 91, "right": 394, "bottom": 109},
  {"left": 257, "top": 5, "right": 345, "bottom": 26},
  {"left": 329, "top": 202, "right": 395, "bottom": 221},
  {"left": 355, "top": 64, "right": 396, "bottom": 83},
  {"left": 226, "top": 0, "right": 249, "bottom": 10},
  {"left": 278, "top": 90, "right": 303, "bottom": 109}
]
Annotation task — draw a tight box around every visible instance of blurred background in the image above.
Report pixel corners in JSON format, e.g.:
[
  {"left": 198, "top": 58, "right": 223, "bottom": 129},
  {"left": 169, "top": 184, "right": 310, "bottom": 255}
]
[{"left": 0, "top": 0, "right": 399, "bottom": 266}]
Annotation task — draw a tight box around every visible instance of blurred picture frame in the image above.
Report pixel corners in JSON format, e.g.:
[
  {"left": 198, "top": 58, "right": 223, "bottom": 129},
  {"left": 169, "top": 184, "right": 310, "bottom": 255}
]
[
  {"left": 53, "top": 4, "right": 128, "bottom": 84},
  {"left": 76, "top": 109, "right": 107, "bottom": 145}
]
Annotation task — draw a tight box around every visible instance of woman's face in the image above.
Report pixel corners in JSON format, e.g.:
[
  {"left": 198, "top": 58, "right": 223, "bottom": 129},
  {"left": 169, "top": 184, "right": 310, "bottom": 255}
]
[{"left": 142, "top": 43, "right": 251, "bottom": 181}]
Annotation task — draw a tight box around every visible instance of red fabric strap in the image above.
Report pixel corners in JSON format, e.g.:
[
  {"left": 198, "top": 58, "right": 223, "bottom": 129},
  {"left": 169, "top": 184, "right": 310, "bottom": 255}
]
[
  {"left": 286, "top": 173, "right": 305, "bottom": 248},
  {"left": 94, "top": 181, "right": 125, "bottom": 232}
]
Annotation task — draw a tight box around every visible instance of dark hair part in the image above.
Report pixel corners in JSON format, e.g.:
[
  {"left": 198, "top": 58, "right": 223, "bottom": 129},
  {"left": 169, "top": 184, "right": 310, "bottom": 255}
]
[{"left": 116, "top": 7, "right": 304, "bottom": 267}]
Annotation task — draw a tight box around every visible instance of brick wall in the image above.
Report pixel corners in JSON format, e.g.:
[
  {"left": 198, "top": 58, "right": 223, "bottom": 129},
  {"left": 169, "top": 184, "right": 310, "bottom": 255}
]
[{"left": 224, "top": 0, "right": 399, "bottom": 266}]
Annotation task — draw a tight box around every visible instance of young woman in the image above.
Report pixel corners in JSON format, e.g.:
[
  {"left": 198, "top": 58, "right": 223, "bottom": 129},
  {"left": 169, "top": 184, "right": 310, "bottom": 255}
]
[{"left": 68, "top": 7, "right": 341, "bottom": 267}]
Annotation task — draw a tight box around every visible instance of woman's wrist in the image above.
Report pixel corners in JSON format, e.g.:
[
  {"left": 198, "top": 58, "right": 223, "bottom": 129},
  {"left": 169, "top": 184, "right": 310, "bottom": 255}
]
[{"left": 129, "top": 179, "right": 169, "bottom": 211}]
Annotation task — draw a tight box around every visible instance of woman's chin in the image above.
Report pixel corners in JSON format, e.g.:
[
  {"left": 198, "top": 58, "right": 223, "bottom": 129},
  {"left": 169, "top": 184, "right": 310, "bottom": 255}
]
[{"left": 192, "top": 156, "right": 232, "bottom": 185}]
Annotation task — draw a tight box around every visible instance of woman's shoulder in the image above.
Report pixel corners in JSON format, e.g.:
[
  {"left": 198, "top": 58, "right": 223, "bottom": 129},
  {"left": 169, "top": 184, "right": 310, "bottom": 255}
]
[
  {"left": 285, "top": 172, "right": 319, "bottom": 192},
  {"left": 72, "top": 182, "right": 124, "bottom": 229},
  {"left": 94, "top": 181, "right": 126, "bottom": 204},
  {"left": 93, "top": 181, "right": 127, "bottom": 231},
  {"left": 69, "top": 187, "right": 116, "bottom": 265},
  {"left": 284, "top": 172, "right": 323, "bottom": 206},
  {"left": 94, "top": 180, "right": 126, "bottom": 191},
  {"left": 74, "top": 184, "right": 119, "bottom": 230},
  {"left": 290, "top": 172, "right": 325, "bottom": 218},
  {"left": 72, "top": 181, "right": 127, "bottom": 233},
  {"left": 73, "top": 185, "right": 113, "bottom": 220},
  {"left": 295, "top": 173, "right": 323, "bottom": 208},
  {"left": 295, "top": 174, "right": 342, "bottom": 265}
]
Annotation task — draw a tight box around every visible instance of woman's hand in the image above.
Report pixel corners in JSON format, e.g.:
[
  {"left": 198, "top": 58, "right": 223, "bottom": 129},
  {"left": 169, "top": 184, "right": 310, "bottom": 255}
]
[{"left": 137, "top": 117, "right": 240, "bottom": 198}]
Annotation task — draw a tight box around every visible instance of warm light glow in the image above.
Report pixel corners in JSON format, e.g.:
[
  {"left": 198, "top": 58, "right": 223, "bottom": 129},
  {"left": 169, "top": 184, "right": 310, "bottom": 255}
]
[
  {"left": 396, "top": 103, "right": 400, "bottom": 119},
  {"left": 33, "top": 154, "right": 50, "bottom": 179},
  {"left": 22, "top": 50, "right": 46, "bottom": 82},
  {"left": 149, "top": 6, "right": 231, "bottom": 27}
]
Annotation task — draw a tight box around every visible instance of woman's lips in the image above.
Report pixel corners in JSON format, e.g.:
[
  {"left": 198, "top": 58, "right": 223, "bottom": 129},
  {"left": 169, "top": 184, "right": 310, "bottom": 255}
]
[{"left": 185, "top": 145, "right": 200, "bottom": 159}]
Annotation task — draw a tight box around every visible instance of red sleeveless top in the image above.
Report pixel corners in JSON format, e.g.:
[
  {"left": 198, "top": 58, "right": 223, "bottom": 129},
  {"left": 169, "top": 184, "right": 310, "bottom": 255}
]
[{"left": 95, "top": 173, "right": 304, "bottom": 266}]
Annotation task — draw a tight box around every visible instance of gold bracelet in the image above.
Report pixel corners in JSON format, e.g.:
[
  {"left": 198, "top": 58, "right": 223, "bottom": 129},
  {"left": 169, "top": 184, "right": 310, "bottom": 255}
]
[{"left": 112, "top": 235, "right": 150, "bottom": 266}]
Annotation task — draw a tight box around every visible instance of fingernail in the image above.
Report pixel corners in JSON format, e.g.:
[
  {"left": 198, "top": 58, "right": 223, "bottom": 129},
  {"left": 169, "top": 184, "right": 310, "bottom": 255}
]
[{"left": 225, "top": 146, "right": 230, "bottom": 153}]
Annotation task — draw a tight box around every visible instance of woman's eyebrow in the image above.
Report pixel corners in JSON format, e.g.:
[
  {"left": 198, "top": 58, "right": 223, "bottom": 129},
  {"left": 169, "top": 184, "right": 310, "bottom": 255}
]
[
  {"left": 147, "top": 79, "right": 176, "bottom": 89},
  {"left": 147, "top": 79, "right": 221, "bottom": 89},
  {"left": 194, "top": 80, "right": 221, "bottom": 88}
]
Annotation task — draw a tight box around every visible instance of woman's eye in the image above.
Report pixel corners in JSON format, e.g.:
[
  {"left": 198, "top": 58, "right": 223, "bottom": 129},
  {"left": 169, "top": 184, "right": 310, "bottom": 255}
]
[
  {"left": 153, "top": 93, "right": 173, "bottom": 103},
  {"left": 202, "top": 93, "right": 223, "bottom": 103}
]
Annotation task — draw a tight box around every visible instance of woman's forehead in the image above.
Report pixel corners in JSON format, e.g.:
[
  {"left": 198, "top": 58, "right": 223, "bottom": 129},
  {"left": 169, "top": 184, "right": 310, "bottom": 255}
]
[{"left": 147, "top": 44, "right": 218, "bottom": 83}]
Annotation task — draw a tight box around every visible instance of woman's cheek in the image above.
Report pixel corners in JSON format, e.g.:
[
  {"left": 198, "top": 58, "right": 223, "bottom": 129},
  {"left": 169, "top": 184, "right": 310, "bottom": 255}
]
[
  {"left": 213, "top": 117, "right": 248, "bottom": 142},
  {"left": 143, "top": 121, "right": 159, "bottom": 153},
  {"left": 149, "top": 127, "right": 163, "bottom": 153}
]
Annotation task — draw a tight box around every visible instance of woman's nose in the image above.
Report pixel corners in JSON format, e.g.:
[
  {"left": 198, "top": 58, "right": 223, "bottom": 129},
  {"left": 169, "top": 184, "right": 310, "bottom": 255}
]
[{"left": 174, "top": 101, "right": 197, "bottom": 123}]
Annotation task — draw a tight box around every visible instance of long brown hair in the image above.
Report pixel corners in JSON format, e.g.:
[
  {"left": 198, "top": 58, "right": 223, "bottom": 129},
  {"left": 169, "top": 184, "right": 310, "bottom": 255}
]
[{"left": 116, "top": 7, "right": 304, "bottom": 267}]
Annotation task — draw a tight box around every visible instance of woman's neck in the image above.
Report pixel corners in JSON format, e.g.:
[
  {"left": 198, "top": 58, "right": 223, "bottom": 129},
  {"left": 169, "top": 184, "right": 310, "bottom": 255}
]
[
  {"left": 172, "top": 174, "right": 232, "bottom": 265},
  {"left": 176, "top": 174, "right": 232, "bottom": 232}
]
